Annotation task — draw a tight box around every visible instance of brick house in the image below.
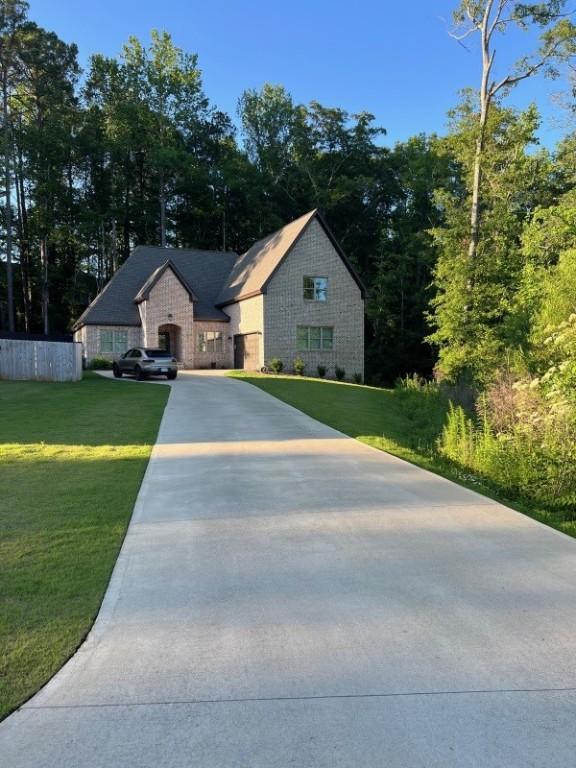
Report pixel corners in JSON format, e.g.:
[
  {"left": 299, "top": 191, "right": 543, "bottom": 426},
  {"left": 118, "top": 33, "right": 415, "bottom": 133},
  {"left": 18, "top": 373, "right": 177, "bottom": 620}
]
[{"left": 73, "top": 210, "right": 366, "bottom": 376}]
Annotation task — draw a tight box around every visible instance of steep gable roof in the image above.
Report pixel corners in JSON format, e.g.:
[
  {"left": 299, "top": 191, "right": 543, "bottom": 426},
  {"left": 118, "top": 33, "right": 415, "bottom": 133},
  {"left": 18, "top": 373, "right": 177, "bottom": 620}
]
[
  {"left": 134, "top": 260, "right": 198, "bottom": 304},
  {"left": 73, "top": 246, "right": 237, "bottom": 330},
  {"left": 72, "top": 211, "right": 365, "bottom": 331},
  {"left": 215, "top": 209, "right": 365, "bottom": 306},
  {"left": 215, "top": 210, "right": 316, "bottom": 306}
]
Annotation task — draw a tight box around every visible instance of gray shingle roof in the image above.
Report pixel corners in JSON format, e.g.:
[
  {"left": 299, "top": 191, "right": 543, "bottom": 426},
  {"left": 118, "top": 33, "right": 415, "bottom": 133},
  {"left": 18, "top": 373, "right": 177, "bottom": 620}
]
[
  {"left": 73, "top": 246, "right": 238, "bottom": 329},
  {"left": 73, "top": 210, "right": 365, "bottom": 331}
]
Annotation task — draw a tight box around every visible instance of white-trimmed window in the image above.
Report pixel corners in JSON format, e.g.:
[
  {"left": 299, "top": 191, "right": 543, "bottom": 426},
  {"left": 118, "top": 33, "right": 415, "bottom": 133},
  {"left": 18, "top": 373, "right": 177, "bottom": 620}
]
[
  {"left": 297, "top": 326, "right": 334, "bottom": 351},
  {"left": 198, "top": 330, "right": 224, "bottom": 353},
  {"left": 303, "top": 276, "right": 328, "bottom": 301},
  {"left": 100, "top": 329, "right": 128, "bottom": 354}
]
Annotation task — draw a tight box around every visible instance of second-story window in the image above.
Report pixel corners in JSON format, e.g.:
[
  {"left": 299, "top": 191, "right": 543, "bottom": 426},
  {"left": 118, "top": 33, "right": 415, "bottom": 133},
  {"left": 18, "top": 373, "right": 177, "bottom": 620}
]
[{"left": 303, "top": 276, "right": 328, "bottom": 301}]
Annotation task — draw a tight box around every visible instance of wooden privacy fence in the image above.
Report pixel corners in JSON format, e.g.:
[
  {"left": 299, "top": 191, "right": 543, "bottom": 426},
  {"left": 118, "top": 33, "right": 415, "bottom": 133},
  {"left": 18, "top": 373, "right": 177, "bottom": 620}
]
[{"left": 0, "top": 338, "right": 83, "bottom": 382}]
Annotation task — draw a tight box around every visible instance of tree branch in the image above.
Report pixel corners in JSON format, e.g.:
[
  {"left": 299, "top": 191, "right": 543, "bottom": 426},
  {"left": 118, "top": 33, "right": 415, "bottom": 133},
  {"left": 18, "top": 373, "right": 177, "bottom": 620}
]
[
  {"left": 488, "top": 0, "right": 512, "bottom": 38},
  {"left": 449, "top": 26, "right": 479, "bottom": 42},
  {"left": 490, "top": 61, "right": 545, "bottom": 95},
  {"left": 489, "top": 31, "right": 568, "bottom": 96}
]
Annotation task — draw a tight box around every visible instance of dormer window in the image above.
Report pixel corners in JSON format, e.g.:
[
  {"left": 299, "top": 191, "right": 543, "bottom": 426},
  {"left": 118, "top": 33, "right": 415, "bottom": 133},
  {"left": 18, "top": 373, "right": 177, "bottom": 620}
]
[{"left": 303, "top": 276, "right": 328, "bottom": 302}]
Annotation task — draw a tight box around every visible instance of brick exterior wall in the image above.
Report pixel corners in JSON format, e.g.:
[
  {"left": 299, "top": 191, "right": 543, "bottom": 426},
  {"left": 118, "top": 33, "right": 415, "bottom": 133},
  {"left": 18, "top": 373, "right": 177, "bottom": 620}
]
[
  {"left": 223, "top": 295, "right": 264, "bottom": 369},
  {"left": 138, "top": 269, "right": 195, "bottom": 365},
  {"left": 194, "top": 320, "right": 233, "bottom": 368},
  {"left": 74, "top": 324, "right": 141, "bottom": 363},
  {"left": 263, "top": 218, "right": 364, "bottom": 379}
]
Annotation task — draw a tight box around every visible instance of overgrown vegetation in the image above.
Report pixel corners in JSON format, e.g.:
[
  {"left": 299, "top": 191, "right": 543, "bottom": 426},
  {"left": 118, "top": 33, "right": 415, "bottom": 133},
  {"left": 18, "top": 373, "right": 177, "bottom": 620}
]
[
  {"left": 424, "top": 2, "right": 576, "bottom": 529},
  {"left": 0, "top": 373, "right": 169, "bottom": 720},
  {"left": 439, "top": 314, "right": 576, "bottom": 514}
]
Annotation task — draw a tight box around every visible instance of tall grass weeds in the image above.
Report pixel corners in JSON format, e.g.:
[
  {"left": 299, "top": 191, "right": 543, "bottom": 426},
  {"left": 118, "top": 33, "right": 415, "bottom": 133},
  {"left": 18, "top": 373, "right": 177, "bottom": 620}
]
[{"left": 438, "top": 377, "right": 576, "bottom": 512}]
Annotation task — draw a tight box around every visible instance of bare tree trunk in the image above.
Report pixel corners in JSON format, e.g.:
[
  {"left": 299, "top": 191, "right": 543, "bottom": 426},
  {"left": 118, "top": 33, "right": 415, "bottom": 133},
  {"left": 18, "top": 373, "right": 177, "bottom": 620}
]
[
  {"left": 159, "top": 169, "right": 166, "bottom": 247},
  {"left": 123, "top": 173, "right": 130, "bottom": 259},
  {"left": 222, "top": 185, "right": 227, "bottom": 251},
  {"left": 3, "top": 74, "right": 14, "bottom": 331},
  {"left": 111, "top": 219, "right": 118, "bottom": 272},
  {"left": 467, "top": 2, "right": 494, "bottom": 282},
  {"left": 40, "top": 237, "right": 49, "bottom": 335},
  {"left": 399, "top": 275, "right": 405, "bottom": 336},
  {"left": 14, "top": 152, "right": 30, "bottom": 330}
]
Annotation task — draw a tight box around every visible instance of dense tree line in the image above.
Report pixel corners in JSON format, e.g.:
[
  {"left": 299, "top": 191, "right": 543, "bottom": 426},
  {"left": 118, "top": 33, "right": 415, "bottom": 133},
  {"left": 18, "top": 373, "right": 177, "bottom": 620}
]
[{"left": 0, "top": 0, "right": 575, "bottom": 396}]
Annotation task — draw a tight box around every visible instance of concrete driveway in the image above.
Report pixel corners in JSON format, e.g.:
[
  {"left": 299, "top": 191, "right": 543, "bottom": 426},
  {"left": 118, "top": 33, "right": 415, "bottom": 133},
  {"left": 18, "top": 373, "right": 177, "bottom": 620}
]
[{"left": 2, "top": 372, "right": 576, "bottom": 767}]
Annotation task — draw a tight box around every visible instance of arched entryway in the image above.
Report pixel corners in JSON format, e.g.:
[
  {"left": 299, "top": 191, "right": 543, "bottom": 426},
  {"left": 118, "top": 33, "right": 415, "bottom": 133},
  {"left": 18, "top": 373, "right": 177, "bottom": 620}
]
[{"left": 158, "top": 323, "right": 182, "bottom": 360}]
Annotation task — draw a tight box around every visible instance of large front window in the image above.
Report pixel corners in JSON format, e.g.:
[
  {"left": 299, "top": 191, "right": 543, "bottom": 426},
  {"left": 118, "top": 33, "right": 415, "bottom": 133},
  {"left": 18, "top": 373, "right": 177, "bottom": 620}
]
[
  {"left": 303, "top": 276, "right": 328, "bottom": 301},
  {"left": 100, "top": 329, "right": 128, "bottom": 354},
  {"left": 198, "top": 330, "right": 224, "bottom": 353},
  {"left": 297, "top": 326, "right": 334, "bottom": 351}
]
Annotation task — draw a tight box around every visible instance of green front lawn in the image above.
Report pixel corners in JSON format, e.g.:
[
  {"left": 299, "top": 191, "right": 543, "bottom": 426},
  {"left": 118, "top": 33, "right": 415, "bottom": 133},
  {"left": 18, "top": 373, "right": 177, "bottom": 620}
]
[
  {"left": 230, "top": 372, "right": 576, "bottom": 538},
  {"left": 0, "top": 373, "right": 169, "bottom": 720}
]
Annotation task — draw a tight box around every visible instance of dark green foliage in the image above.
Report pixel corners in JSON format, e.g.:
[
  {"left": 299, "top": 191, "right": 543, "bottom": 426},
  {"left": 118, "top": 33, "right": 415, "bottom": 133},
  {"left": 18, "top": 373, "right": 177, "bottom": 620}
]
[
  {"left": 293, "top": 356, "right": 305, "bottom": 376},
  {"left": 335, "top": 366, "right": 346, "bottom": 381},
  {"left": 317, "top": 364, "right": 327, "bottom": 378},
  {"left": 268, "top": 357, "right": 283, "bottom": 374},
  {"left": 87, "top": 356, "right": 112, "bottom": 370},
  {"left": 367, "top": 135, "right": 455, "bottom": 383},
  {"left": 428, "top": 102, "right": 553, "bottom": 384},
  {"left": 352, "top": 372, "right": 362, "bottom": 384}
]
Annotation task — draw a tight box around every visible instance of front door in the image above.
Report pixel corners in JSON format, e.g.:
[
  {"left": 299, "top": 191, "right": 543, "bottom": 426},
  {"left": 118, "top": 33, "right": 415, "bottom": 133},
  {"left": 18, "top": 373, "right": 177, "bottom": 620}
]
[
  {"left": 234, "top": 334, "right": 245, "bottom": 369},
  {"left": 158, "top": 331, "right": 171, "bottom": 354},
  {"left": 234, "top": 333, "right": 259, "bottom": 370}
]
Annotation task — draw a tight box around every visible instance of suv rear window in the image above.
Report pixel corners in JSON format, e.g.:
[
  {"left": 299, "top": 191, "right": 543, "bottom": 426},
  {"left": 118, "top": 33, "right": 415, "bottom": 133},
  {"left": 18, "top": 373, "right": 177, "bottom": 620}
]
[{"left": 145, "top": 349, "right": 172, "bottom": 358}]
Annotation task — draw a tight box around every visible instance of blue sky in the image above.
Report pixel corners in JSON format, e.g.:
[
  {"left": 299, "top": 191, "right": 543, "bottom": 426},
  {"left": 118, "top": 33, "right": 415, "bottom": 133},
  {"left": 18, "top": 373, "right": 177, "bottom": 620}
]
[{"left": 29, "top": 0, "right": 571, "bottom": 148}]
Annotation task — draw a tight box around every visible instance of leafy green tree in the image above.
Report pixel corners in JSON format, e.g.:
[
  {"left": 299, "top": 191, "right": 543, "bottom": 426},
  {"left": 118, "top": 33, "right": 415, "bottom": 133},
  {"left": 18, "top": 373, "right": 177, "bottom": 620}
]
[
  {"left": 141, "top": 30, "right": 209, "bottom": 246},
  {"left": 239, "top": 84, "right": 297, "bottom": 191},
  {"left": 513, "top": 186, "right": 576, "bottom": 349},
  {"left": 428, "top": 101, "right": 552, "bottom": 383},
  {"left": 430, "top": 1, "right": 576, "bottom": 383},
  {"left": 0, "top": 0, "right": 28, "bottom": 331},
  {"left": 13, "top": 22, "right": 80, "bottom": 333},
  {"left": 450, "top": 0, "right": 576, "bottom": 280}
]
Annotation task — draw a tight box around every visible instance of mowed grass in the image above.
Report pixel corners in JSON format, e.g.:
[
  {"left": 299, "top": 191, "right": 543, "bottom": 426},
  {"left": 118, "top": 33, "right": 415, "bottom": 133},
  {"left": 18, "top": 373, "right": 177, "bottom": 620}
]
[
  {"left": 230, "top": 372, "right": 576, "bottom": 538},
  {"left": 0, "top": 373, "right": 169, "bottom": 720}
]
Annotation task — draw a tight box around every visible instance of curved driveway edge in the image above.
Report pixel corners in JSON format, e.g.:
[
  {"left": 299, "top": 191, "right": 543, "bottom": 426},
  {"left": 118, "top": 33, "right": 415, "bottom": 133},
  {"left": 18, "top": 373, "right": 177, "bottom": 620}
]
[{"left": 1, "top": 372, "right": 576, "bottom": 767}]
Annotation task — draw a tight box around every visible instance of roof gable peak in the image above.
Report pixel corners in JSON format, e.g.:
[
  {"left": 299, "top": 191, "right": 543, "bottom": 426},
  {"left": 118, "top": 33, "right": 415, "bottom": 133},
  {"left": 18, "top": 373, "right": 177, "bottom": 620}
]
[{"left": 134, "top": 259, "right": 198, "bottom": 304}]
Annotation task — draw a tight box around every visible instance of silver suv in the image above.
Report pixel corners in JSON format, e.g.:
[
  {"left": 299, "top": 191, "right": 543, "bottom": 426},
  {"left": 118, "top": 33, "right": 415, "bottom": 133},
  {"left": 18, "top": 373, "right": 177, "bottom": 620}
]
[{"left": 113, "top": 348, "right": 178, "bottom": 380}]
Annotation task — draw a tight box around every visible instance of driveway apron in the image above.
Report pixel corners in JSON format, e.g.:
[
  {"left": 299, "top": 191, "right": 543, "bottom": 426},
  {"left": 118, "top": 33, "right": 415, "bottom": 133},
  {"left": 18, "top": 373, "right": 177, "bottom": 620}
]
[{"left": 1, "top": 372, "right": 576, "bottom": 767}]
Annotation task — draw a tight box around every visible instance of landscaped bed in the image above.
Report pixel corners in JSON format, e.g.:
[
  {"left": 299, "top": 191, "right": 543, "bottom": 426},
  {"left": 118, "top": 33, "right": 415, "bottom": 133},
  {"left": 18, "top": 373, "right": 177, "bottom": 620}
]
[
  {"left": 230, "top": 372, "right": 576, "bottom": 539},
  {"left": 0, "top": 372, "right": 169, "bottom": 720}
]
